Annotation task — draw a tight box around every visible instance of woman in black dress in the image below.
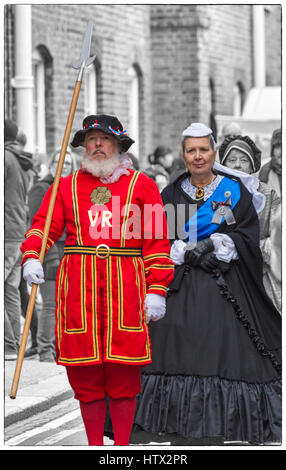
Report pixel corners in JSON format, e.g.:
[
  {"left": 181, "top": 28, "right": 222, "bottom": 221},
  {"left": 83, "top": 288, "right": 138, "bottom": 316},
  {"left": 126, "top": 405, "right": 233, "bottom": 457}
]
[{"left": 133, "top": 123, "right": 281, "bottom": 445}]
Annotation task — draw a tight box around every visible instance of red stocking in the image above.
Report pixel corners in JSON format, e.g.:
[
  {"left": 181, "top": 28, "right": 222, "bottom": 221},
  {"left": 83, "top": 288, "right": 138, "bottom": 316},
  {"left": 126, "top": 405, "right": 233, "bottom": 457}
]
[
  {"left": 109, "top": 396, "right": 137, "bottom": 445},
  {"left": 80, "top": 399, "right": 106, "bottom": 446}
]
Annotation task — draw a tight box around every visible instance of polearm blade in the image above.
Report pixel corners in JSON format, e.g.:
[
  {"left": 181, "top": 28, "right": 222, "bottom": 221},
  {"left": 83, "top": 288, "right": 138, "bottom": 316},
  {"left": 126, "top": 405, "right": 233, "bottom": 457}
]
[
  {"left": 9, "top": 19, "right": 96, "bottom": 400},
  {"left": 72, "top": 19, "right": 96, "bottom": 81}
]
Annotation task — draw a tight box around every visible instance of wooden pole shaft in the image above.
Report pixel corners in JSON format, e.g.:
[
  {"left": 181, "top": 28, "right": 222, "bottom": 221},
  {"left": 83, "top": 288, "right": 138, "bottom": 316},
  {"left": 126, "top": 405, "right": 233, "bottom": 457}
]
[
  {"left": 9, "top": 284, "right": 38, "bottom": 399},
  {"left": 10, "top": 80, "right": 82, "bottom": 399}
]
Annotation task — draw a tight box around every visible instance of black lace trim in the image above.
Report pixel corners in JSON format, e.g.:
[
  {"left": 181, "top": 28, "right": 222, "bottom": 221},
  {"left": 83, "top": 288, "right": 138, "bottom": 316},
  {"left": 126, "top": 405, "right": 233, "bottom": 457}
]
[{"left": 212, "top": 269, "right": 282, "bottom": 377}]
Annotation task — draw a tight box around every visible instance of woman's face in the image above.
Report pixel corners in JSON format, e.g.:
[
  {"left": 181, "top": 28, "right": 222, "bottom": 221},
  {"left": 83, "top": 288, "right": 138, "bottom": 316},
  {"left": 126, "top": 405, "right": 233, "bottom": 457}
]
[
  {"left": 182, "top": 137, "right": 216, "bottom": 179},
  {"left": 51, "top": 152, "right": 73, "bottom": 177},
  {"left": 223, "top": 148, "right": 253, "bottom": 174}
]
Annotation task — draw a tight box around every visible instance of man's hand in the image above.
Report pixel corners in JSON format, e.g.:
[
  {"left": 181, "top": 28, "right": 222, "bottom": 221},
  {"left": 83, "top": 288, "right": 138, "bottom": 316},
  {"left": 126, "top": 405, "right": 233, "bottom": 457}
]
[
  {"left": 144, "top": 293, "right": 166, "bottom": 324},
  {"left": 23, "top": 259, "right": 45, "bottom": 287}
]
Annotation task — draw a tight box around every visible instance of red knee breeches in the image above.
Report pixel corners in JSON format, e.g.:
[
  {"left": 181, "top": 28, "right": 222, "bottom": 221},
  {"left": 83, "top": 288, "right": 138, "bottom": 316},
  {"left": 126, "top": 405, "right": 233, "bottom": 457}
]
[{"left": 66, "top": 362, "right": 141, "bottom": 446}]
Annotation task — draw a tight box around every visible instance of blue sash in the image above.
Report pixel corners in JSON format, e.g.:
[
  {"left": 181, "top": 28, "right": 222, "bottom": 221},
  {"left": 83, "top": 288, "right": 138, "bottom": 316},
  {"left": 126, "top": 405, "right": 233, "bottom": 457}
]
[{"left": 185, "top": 177, "right": 240, "bottom": 243}]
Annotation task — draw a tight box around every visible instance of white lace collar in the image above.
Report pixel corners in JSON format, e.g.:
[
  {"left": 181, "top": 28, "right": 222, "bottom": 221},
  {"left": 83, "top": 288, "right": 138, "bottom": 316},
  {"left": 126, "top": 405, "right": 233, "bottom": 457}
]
[{"left": 181, "top": 174, "right": 224, "bottom": 201}]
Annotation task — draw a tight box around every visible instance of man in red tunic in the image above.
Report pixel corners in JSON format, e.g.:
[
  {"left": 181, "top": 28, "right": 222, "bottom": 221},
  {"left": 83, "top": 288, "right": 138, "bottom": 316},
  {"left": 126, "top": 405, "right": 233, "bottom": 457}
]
[{"left": 21, "top": 114, "right": 174, "bottom": 446}]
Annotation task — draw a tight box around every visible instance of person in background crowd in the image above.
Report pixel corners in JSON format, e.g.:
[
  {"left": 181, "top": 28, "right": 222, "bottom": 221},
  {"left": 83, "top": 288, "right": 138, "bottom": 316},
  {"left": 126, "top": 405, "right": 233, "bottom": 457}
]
[
  {"left": 143, "top": 165, "right": 169, "bottom": 192},
  {"left": 169, "top": 155, "right": 188, "bottom": 181},
  {"left": 220, "top": 122, "right": 242, "bottom": 142},
  {"left": 21, "top": 114, "right": 174, "bottom": 446},
  {"left": 32, "top": 153, "right": 47, "bottom": 184},
  {"left": 146, "top": 145, "right": 174, "bottom": 192},
  {"left": 4, "top": 119, "right": 34, "bottom": 360},
  {"left": 27, "top": 147, "right": 76, "bottom": 362},
  {"left": 219, "top": 135, "right": 281, "bottom": 312},
  {"left": 133, "top": 122, "right": 281, "bottom": 445},
  {"left": 148, "top": 145, "right": 174, "bottom": 175},
  {"left": 259, "top": 128, "right": 282, "bottom": 198},
  {"left": 14, "top": 128, "right": 40, "bottom": 357}
]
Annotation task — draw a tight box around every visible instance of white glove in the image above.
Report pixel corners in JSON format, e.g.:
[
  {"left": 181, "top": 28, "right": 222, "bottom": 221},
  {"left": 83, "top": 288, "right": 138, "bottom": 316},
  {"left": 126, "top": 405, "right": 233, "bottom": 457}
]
[
  {"left": 170, "top": 239, "right": 187, "bottom": 265},
  {"left": 144, "top": 293, "right": 166, "bottom": 323},
  {"left": 210, "top": 233, "right": 239, "bottom": 263},
  {"left": 23, "top": 259, "right": 45, "bottom": 287}
]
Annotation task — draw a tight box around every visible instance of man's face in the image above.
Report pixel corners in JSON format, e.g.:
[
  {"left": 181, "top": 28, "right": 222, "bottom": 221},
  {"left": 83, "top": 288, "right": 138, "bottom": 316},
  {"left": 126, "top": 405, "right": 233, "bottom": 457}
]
[
  {"left": 224, "top": 148, "right": 253, "bottom": 174},
  {"left": 182, "top": 137, "right": 216, "bottom": 177},
  {"left": 84, "top": 129, "right": 118, "bottom": 161}
]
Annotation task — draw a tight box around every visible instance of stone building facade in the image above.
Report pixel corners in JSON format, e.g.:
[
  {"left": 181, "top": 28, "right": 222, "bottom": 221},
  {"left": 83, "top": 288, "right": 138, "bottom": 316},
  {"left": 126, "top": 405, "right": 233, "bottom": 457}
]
[{"left": 4, "top": 4, "right": 281, "bottom": 166}]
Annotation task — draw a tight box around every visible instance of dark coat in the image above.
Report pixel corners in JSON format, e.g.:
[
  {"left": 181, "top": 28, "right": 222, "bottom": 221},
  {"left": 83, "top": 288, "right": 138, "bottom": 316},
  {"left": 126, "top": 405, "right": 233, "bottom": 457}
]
[
  {"left": 28, "top": 173, "right": 64, "bottom": 276},
  {"left": 4, "top": 142, "right": 34, "bottom": 242}
]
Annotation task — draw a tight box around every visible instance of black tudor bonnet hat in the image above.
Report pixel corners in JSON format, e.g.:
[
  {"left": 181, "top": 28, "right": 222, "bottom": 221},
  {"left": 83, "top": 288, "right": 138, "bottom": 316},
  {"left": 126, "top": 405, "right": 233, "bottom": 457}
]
[
  {"left": 71, "top": 114, "right": 134, "bottom": 153},
  {"left": 219, "top": 135, "right": 262, "bottom": 173}
]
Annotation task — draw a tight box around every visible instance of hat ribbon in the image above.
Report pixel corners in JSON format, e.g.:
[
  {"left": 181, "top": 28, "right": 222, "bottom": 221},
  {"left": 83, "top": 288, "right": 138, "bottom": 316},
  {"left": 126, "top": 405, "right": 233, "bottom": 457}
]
[
  {"left": 85, "top": 120, "right": 101, "bottom": 129},
  {"left": 108, "top": 126, "right": 128, "bottom": 136}
]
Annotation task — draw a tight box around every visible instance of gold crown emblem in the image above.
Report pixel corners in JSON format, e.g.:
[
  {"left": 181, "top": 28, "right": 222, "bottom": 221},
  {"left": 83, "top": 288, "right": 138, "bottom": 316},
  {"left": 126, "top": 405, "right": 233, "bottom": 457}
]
[{"left": 90, "top": 186, "right": 112, "bottom": 205}]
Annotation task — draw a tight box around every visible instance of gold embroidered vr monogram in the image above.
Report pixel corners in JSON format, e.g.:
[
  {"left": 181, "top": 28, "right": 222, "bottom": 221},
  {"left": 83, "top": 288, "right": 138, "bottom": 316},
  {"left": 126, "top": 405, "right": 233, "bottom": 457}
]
[{"left": 88, "top": 209, "right": 112, "bottom": 227}]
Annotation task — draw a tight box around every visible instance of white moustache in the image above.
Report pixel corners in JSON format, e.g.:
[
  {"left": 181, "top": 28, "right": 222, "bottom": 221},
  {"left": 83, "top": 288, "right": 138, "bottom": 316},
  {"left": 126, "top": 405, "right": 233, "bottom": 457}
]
[{"left": 92, "top": 149, "right": 107, "bottom": 157}]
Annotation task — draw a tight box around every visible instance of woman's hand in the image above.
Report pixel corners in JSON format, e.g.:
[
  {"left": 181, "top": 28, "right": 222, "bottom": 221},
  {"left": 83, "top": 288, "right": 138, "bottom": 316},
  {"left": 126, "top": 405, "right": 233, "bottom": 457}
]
[{"left": 184, "top": 238, "right": 214, "bottom": 267}]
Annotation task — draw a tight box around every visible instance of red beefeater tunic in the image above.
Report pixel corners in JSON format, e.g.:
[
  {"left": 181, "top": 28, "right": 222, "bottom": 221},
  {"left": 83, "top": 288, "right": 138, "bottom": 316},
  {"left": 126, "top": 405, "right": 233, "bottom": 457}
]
[{"left": 21, "top": 169, "right": 174, "bottom": 366}]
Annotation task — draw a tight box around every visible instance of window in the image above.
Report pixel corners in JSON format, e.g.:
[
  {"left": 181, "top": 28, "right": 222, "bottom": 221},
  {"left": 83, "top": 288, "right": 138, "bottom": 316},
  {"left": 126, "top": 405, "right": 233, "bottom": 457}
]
[
  {"left": 32, "top": 48, "right": 46, "bottom": 154},
  {"left": 84, "top": 58, "right": 102, "bottom": 115},
  {"left": 84, "top": 64, "right": 97, "bottom": 115}
]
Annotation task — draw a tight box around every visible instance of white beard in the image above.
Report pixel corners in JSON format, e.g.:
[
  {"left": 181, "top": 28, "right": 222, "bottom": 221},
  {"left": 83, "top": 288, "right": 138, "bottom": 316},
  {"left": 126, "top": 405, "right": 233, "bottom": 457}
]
[{"left": 81, "top": 150, "right": 121, "bottom": 178}]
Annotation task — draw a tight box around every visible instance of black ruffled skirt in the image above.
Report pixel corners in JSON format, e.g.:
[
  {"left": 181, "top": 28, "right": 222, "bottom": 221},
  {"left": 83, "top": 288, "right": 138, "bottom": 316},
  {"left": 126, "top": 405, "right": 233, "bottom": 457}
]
[{"left": 132, "top": 262, "right": 282, "bottom": 445}]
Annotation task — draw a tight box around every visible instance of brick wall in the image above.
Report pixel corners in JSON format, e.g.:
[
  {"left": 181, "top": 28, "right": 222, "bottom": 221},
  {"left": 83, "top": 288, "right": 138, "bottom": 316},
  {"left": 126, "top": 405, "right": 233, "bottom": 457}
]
[
  {"left": 4, "top": 4, "right": 281, "bottom": 165},
  {"left": 31, "top": 4, "right": 152, "bottom": 164},
  {"left": 202, "top": 4, "right": 253, "bottom": 117},
  {"left": 150, "top": 4, "right": 255, "bottom": 155},
  {"left": 150, "top": 5, "right": 202, "bottom": 157},
  {"left": 149, "top": 4, "right": 281, "bottom": 156}
]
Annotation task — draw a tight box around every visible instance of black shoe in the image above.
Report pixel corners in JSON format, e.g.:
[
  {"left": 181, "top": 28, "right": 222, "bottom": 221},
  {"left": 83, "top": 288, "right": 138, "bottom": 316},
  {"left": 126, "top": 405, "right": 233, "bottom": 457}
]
[{"left": 24, "top": 346, "right": 38, "bottom": 358}]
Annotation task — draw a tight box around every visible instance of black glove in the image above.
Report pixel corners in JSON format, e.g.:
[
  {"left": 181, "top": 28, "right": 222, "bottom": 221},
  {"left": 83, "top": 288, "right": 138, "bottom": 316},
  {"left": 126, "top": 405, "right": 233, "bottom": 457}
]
[
  {"left": 184, "top": 238, "right": 214, "bottom": 267},
  {"left": 218, "top": 260, "right": 231, "bottom": 273},
  {"left": 199, "top": 252, "right": 219, "bottom": 272}
]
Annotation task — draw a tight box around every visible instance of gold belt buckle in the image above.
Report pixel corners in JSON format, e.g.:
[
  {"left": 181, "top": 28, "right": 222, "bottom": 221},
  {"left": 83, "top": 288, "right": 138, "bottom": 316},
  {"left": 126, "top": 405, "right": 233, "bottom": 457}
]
[{"left": 95, "top": 244, "right": 110, "bottom": 259}]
